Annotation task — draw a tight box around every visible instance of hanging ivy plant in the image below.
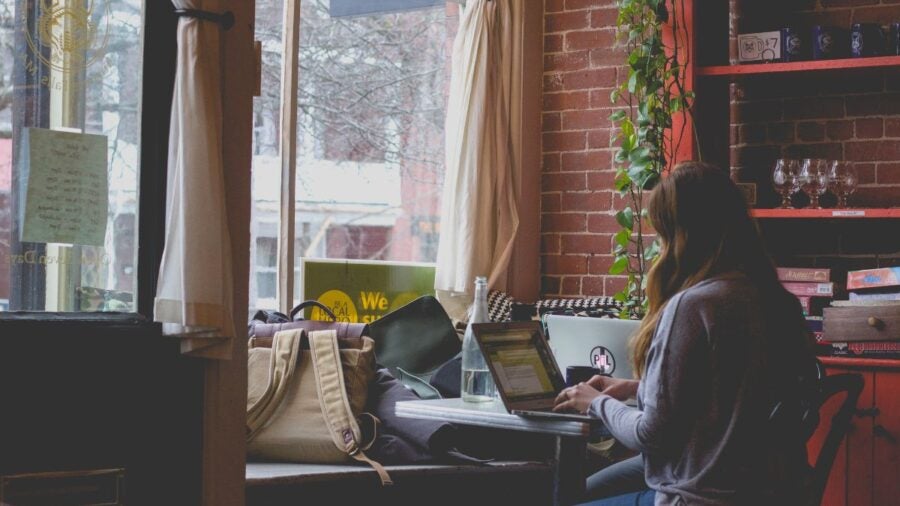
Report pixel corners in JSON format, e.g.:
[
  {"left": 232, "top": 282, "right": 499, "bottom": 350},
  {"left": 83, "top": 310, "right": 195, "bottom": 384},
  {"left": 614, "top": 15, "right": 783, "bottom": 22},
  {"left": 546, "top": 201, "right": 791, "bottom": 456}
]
[{"left": 609, "top": 0, "right": 694, "bottom": 318}]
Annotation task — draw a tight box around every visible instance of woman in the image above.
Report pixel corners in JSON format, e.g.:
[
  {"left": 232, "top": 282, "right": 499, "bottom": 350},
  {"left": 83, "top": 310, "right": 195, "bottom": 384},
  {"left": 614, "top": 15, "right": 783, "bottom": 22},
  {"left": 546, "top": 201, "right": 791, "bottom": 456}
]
[{"left": 553, "top": 162, "right": 817, "bottom": 505}]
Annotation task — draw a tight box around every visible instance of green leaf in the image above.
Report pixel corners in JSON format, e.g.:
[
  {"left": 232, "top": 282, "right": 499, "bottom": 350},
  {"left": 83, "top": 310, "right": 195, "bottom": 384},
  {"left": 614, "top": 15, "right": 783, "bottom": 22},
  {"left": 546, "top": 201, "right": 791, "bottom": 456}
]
[
  {"left": 609, "top": 110, "right": 626, "bottom": 122},
  {"left": 614, "top": 229, "right": 631, "bottom": 248},
  {"left": 616, "top": 207, "right": 634, "bottom": 229},
  {"left": 610, "top": 256, "right": 629, "bottom": 275}
]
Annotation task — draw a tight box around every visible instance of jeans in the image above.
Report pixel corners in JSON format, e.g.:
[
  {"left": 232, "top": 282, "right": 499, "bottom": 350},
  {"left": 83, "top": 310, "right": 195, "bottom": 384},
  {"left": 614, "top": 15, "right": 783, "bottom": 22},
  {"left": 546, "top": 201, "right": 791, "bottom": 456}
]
[
  {"left": 583, "top": 455, "right": 647, "bottom": 501},
  {"left": 576, "top": 490, "right": 656, "bottom": 506}
]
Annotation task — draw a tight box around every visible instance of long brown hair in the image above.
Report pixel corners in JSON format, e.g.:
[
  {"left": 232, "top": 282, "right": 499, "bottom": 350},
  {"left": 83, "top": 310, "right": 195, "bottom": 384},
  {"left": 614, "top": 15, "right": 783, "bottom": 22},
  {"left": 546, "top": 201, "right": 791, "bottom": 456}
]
[{"left": 630, "top": 161, "right": 803, "bottom": 378}]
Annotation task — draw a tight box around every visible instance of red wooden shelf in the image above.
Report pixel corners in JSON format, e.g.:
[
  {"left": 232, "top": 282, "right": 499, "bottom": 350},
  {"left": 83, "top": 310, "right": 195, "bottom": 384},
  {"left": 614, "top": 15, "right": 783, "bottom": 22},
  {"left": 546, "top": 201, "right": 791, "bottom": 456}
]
[
  {"left": 697, "top": 55, "right": 900, "bottom": 78},
  {"left": 820, "top": 356, "right": 900, "bottom": 370},
  {"left": 750, "top": 208, "right": 900, "bottom": 219}
]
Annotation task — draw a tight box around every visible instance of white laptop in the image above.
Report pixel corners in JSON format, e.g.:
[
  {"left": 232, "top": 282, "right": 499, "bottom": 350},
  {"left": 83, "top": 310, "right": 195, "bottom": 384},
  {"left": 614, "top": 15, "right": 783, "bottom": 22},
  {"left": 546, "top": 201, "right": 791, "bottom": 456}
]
[
  {"left": 545, "top": 315, "right": 640, "bottom": 380},
  {"left": 470, "top": 321, "right": 601, "bottom": 423}
]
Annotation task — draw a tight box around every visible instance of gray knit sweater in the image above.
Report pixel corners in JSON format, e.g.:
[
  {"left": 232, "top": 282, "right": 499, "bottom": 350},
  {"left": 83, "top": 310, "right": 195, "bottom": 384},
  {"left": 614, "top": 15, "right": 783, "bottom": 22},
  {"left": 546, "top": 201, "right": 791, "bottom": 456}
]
[{"left": 589, "top": 273, "right": 811, "bottom": 506}]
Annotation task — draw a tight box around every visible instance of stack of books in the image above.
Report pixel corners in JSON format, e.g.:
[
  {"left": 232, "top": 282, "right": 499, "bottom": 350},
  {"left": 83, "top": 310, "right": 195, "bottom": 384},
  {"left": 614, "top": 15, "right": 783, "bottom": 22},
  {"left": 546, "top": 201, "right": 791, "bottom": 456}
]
[{"left": 777, "top": 267, "right": 832, "bottom": 341}]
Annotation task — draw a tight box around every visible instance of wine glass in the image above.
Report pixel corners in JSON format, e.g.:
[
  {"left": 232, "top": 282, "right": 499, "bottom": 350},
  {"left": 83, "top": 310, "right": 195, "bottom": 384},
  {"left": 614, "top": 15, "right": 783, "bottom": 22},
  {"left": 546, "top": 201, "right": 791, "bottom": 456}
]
[
  {"left": 772, "top": 159, "right": 800, "bottom": 209},
  {"left": 799, "top": 159, "right": 829, "bottom": 209},
  {"left": 829, "top": 161, "right": 858, "bottom": 209}
]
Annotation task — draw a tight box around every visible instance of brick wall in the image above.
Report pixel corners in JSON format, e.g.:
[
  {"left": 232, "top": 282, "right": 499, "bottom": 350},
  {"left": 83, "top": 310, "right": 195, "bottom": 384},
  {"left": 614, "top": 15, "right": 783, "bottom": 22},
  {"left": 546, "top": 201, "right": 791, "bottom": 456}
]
[{"left": 542, "top": 0, "right": 625, "bottom": 298}]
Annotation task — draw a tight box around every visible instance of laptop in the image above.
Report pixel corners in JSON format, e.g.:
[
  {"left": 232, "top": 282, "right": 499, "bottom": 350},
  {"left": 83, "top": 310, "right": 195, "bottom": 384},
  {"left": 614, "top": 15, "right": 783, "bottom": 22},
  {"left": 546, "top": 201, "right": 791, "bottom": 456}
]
[
  {"left": 469, "top": 321, "right": 599, "bottom": 423},
  {"left": 546, "top": 315, "right": 640, "bottom": 380}
]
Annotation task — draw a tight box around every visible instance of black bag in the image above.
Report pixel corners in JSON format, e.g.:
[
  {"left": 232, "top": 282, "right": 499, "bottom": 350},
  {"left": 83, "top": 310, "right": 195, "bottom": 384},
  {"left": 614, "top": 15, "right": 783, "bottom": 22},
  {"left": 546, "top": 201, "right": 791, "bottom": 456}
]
[{"left": 368, "top": 296, "right": 461, "bottom": 399}]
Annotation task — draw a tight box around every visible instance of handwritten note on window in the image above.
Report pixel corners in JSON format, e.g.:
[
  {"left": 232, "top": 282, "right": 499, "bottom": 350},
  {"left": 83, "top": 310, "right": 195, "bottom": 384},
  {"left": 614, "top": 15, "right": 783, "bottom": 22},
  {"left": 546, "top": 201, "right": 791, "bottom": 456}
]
[{"left": 19, "top": 128, "right": 109, "bottom": 246}]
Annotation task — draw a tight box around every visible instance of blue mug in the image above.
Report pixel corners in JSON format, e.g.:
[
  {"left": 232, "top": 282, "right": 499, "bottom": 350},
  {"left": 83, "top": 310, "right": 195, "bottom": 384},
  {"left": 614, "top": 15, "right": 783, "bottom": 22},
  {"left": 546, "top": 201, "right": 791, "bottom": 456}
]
[
  {"left": 851, "top": 23, "right": 886, "bottom": 57},
  {"left": 781, "top": 27, "right": 805, "bottom": 62},
  {"left": 813, "top": 25, "right": 839, "bottom": 60},
  {"left": 891, "top": 22, "right": 900, "bottom": 56}
]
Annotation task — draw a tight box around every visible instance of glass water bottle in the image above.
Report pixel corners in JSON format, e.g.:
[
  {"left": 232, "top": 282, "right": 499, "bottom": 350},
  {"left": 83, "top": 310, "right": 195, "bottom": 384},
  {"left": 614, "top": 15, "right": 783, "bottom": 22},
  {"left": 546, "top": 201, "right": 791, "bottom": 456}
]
[{"left": 461, "top": 276, "right": 496, "bottom": 402}]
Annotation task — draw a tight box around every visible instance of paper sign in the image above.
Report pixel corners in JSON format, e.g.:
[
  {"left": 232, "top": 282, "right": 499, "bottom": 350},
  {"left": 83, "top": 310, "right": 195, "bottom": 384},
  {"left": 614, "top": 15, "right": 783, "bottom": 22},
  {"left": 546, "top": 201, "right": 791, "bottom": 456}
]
[{"left": 19, "top": 128, "right": 108, "bottom": 246}]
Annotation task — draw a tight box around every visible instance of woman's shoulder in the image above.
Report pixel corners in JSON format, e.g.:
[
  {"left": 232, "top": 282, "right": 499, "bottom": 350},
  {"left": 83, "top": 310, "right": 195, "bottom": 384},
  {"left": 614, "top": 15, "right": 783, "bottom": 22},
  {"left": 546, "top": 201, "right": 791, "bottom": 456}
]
[{"left": 677, "top": 272, "right": 754, "bottom": 307}]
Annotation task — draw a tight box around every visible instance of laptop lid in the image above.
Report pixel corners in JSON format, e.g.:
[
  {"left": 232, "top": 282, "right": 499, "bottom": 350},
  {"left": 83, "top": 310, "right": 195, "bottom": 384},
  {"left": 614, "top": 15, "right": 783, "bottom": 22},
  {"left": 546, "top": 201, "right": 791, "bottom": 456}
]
[
  {"left": 546, "top": 316, "right": 639, "bottom": 380},
  {"left": 470, "top": 321, "right": 567, "bottom": 412}
]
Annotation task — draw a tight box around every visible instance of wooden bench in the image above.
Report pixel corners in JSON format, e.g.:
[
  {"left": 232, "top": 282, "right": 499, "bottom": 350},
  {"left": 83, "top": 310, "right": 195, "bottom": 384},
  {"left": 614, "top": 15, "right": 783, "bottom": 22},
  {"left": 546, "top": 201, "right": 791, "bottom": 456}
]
[{"left": 246, "top": 461, "right": 555, "bottom": 506}]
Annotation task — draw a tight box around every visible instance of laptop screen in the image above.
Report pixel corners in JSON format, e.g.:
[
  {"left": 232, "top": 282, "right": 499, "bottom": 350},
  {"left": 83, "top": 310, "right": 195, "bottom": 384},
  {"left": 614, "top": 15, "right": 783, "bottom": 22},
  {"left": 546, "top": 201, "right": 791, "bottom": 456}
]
[{"left": 472, "top": 323, "right": 565, "bottom": 403}]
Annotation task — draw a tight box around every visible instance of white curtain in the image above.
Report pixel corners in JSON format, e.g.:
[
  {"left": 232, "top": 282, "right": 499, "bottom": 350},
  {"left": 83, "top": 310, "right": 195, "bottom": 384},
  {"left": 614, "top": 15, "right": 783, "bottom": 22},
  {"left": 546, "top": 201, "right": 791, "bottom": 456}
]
[
  {"left": 154, "top": 0, "right": 235, "bottom": 359},
  {"left": 435, "top": 0, "right": 522, "bottom": 319}
]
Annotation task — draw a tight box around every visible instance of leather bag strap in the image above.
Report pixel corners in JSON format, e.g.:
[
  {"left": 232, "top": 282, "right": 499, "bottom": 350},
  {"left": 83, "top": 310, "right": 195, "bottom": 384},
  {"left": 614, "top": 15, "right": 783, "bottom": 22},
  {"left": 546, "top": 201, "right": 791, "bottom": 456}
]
[
  {"left": 246, "top": 329, "right": 303, "bottom": 441},
  {"left": 308, "top": 330, "right": 392, "bottom": 486}
]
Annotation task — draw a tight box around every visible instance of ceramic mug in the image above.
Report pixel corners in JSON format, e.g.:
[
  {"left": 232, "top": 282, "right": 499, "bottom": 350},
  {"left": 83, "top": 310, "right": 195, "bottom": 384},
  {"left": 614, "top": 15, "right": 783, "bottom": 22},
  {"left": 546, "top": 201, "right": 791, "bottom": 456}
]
[
  {"left": 812, "top": 25, "right": 839, "bottom": 60},
  {"left": 781, "top": 27, "right": 805, "bottom": 62},
  {"left": 851, "top": 23, "right": 886, "bottom": 57}
]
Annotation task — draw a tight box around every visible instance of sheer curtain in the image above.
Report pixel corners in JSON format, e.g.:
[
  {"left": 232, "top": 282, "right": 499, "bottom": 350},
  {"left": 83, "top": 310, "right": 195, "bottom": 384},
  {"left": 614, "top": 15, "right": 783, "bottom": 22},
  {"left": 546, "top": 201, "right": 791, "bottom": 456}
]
[
  {"left": 154, "top": 0, "right": 235, "bottom": 359},
  {"left": 435, "top": 0, "right": 523, "bottom": 320}
]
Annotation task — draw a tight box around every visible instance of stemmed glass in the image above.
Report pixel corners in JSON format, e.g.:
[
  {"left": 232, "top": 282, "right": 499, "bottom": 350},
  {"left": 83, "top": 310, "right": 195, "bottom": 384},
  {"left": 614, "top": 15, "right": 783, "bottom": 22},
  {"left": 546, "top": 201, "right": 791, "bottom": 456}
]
[
  {"left": 799, "top": 159, "right": 829, "bottom": 209},
  {"left": 772, "top": 159, "right": 800, "bottom": 209},
  {"left": 828, "top": 160, "right": 858, "bottom": 209}
]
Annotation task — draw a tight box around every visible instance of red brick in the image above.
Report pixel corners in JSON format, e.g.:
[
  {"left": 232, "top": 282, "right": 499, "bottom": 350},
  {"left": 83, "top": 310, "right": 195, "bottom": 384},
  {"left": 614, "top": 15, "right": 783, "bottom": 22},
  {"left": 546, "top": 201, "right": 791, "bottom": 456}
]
[
  {"left": 562, "top": 191, "right": 608, "bottom": 211},
  {"left": 587, "top": 171, "right": 616, "bottom": 191},
  {"left": 590, "top": 8, "right": 618, "bottom": 28},
  {"left": 542, "top": 276, "right": 561, "bottom": 295},
  {"left": 769, "top": 122, "right": 796, "bottom": 143},
  {"left": 543, "top": 254, "right": 589, "bottom": 275},
  {"left": 565, "top": 29, "right": 616, "bottom": 52},
  {"left": 543, "top": 212, "right": 587, "bottom": 233},
  {"left": 561, "top": 276, "right": 582, "bottom": 296},
  {"left": 544, "top": 74, "right": 564, "bottom": 93},
  {"left": 543, "top": 91, "right": 590, "bottom": 111},
  {"left": 740, "top": 123, "right": 768, "bottom": 144},
  {"left": 587, "top": 212, "right": 618, "bottom": 233},
  {"left": 561, "top": 150, "right": 607, "bottom": 171},
  {"left": 561, "top": 234, "right": 606, "bottom": 254},
  {"left": 822, "top": 0, "right": 876, "bottom": 6},
  {"left": 877, "top": 163, "right": 900, "bottom": 185},
  {"left": 886, "top": 119, "right": 900, "bottom": 138},
  {"left": 826, "top": 120, "right": 853, "bottom": 141},
  {"left": 782, "top": 97, "right": 844, "bottom": 120},
  {"left": 604, "top": 276, "right": 628, "bottom": 296},
  {"left": 856, "top": 118, "right": 884, "bottom": 139},
  {"left": 855, "top": 163, "right": 876, "bottom": 185},
  {"left": 543, "top": 153, "right": 561, "bottom": 172},
  {"left": 733, "top": 100, "right": 783, "bottom": 123},
  {"left": 588, "top": 255, "right": 615, "bottom": 274},
  {"left": 590, "top": 47, "right": 625, "bottom": 66},
  {"left": 542, "top": 193, "right": 561, "bottom": 213},
  {"left": 542, "top": 112, "right": 561, "bottom": 132},
  {"left": 567, "top": 0, "right": 615, "bottom": 10},
  {"left": 560, "top": 68, "right": 617, "bottom": 91},
  {"left": 544, "top": 172, "right": 588, "bottom": 191},
  {"left": 784, "top": 143, "right": 844, "bottom": 162},
  {"left": 845, "top": 141, "right": 900, "bottom": 162},
  {"left": 545, "top": 34, "right": 564, "bottom": 53},
  {"left": 543, "top": 131, "right": 587, "bottom": 151},
  {"left": 542, "top": 234, "right": 561, "bottom": 254},
  {"left": 852, "top": 6, "right": 900, "bottom": 24},
  {"left": 545, "top": 0, "right": 565, "bottom": 13},
  {"left": 846, "top": 93, "right": 900, "bottom": 116},
  {"left": 582, "top": 276, "right": 604, "bottom": 296},
  {"left": 590, "top": 89, "right": 618, "bottom": 109},
  {"left": 853, "top": 186, "right": 900, "bottom": 207},
  {"left": 562, "top": 110, "right": 607, "bottom": 130},
  {"left": 545, "top": 11, "right": 589, "bottom": 33},
  {"left": 797, "top": 122, "right": 825, "bottom": 142},
  {"left": 544, "top": 50, "right": 590, "bottom": 72},
  {"left": 588, "top": 129, "right": 613, "bottom": 149}
]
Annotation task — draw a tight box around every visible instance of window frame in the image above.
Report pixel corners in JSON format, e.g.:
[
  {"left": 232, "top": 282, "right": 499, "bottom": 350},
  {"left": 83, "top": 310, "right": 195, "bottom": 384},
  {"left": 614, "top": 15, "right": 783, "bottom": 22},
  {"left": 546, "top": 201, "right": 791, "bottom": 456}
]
[{"left": 0, "top": 0, "right": 178, "bottom": 326}]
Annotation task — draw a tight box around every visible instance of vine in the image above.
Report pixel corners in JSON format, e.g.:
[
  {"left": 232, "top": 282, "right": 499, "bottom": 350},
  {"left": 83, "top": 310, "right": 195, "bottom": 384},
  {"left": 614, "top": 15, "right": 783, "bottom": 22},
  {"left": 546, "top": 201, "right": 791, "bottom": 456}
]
[{"left": 609, "top": 0, "right": 694, "bottom": 318}]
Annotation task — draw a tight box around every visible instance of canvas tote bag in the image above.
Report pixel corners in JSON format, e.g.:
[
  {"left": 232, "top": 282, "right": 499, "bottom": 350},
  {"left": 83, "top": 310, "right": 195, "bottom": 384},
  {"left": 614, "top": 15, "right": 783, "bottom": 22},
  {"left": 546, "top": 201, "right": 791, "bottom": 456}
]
[{"left": 246, "top": 329, "right": 392, "bottom": 485}]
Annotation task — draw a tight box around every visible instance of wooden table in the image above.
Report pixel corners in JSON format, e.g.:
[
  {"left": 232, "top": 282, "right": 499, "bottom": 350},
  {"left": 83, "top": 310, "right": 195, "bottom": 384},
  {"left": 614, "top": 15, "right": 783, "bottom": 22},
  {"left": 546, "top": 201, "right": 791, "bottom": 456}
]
[{"left": 396, "top": 398, "right": 590, "bottom": 506}]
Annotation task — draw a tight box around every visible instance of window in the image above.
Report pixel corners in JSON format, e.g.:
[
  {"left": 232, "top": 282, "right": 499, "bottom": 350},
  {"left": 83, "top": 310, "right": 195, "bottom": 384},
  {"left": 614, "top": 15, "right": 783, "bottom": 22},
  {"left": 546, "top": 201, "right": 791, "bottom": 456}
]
[
  {"left": 0, "top": 0, "right": 153, "bottom": 314},
  {"left": 249, "top": 0, "right": 458, "bottom": 313}
]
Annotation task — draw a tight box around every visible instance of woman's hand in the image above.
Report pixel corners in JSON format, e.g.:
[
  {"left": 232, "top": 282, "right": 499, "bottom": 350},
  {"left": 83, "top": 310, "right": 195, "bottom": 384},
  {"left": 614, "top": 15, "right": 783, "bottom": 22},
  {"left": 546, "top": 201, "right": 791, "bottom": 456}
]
[
  {"left": 553, "top": 383, "right": 603, "bottom": 414},
  {"left": 585, "top": 375, "right": 639, "bottom": 401}
]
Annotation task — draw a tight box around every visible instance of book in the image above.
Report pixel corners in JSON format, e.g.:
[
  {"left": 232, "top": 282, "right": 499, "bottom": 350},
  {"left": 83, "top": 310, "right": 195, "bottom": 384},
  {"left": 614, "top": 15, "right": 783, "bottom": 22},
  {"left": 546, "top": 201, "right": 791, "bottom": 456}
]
[
  {"left": 847, "top": 267, "right": 900, "bottom": 291},
  {"left": 806, "top": 316, "right": 823, "bottom": 333},
  {"left": 848, "top": 290, "right": 900, "bottom": 301},
  {"left": 777, "top": 268, "right": 831, "bottom": 283},
  {"left": 833, "top": 299, "right": 900, "bottom": 307},
  {"left": 831, "top": 341, "right": 900, "bottom": 357},
  {"left": 782, "top": 282, "right": 834, "bottom": 297}
]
